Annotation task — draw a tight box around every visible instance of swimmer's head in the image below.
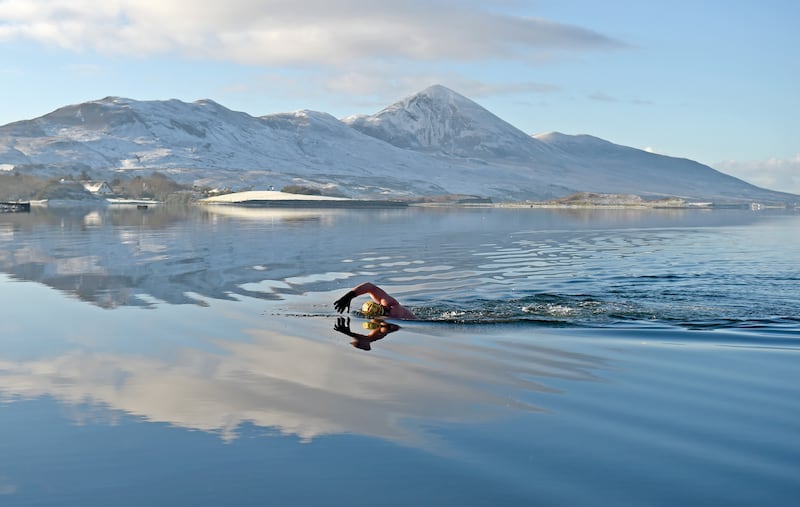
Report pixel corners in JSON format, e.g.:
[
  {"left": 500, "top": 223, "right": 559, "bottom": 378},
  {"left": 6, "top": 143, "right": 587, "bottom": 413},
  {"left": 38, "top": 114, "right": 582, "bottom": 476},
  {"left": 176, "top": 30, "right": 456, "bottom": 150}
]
[{"left": 361, "top": 300, "right": 386, "bottom": 318}]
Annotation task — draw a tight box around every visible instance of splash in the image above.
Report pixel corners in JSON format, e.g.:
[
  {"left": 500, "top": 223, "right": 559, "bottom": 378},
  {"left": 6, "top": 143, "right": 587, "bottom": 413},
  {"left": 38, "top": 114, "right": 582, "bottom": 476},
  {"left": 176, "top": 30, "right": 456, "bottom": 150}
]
[{"left": 408, "top": 293, "right": 800, "bottom": 332}]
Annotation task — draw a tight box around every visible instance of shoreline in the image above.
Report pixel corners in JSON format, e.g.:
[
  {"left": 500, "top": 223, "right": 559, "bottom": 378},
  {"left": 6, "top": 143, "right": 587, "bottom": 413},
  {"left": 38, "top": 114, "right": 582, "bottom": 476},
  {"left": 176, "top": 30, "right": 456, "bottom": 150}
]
[{"left": 10, "top": 189, "right": 796, "bottom": 211}]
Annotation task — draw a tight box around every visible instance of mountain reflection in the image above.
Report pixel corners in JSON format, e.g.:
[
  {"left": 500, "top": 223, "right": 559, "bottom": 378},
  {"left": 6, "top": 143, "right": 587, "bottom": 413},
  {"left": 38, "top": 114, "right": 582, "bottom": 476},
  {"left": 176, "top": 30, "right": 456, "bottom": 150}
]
[
  {"left": 0, "top": 320, "right": 607, "bottom": 446},
  {"left": 0, "top": 206, "right": 768, "bottom": 310},
  {"left": 0, "top": 206, "right": 354, "bottom": 308}
]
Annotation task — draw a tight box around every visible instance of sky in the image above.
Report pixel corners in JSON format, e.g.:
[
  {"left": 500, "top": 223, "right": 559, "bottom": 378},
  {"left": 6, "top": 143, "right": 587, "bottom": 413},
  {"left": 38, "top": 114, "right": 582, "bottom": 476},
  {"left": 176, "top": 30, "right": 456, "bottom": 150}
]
[{"left": 1, "top": 0, "right": 798, "bottom": 193}]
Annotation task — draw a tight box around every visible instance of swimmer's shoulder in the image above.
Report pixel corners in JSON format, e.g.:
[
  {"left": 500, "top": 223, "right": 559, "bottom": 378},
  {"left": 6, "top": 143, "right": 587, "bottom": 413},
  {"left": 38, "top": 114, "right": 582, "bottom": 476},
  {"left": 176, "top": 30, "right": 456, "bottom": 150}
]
[{"left": 388, "top": 305, "right": 417, "bottom": 320}]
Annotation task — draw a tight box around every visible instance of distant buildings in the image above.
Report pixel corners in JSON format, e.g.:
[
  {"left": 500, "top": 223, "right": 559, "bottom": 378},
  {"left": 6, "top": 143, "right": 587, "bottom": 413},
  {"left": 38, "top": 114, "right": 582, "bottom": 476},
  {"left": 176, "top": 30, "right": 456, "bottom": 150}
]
[{"left": 80, "top": 181, "right": 113, "bottom": 195}]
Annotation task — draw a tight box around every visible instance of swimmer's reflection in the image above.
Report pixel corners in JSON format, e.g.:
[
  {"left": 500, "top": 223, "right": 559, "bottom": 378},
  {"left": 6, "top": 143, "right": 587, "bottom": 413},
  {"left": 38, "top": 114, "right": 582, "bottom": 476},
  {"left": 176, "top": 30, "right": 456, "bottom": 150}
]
[{"left": 334, "top": 317, "right": 401, "bottom": 351}]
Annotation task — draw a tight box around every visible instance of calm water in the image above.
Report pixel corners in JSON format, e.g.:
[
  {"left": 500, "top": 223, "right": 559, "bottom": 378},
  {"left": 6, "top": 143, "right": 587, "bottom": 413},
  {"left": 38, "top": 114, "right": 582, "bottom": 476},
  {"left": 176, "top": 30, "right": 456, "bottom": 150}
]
[{"left": 0, "top": 206, "right": 798, "bottom": 506}]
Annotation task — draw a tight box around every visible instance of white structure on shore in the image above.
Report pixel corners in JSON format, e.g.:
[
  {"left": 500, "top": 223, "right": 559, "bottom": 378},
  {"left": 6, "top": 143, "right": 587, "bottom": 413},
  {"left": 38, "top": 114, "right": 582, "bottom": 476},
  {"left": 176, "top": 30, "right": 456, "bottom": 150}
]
[
  {"left": 200, "top": 190, "right": 349, "bottom": 204},
  {"left": 81, "top": 181, "right": 113, "bottom": 195}
]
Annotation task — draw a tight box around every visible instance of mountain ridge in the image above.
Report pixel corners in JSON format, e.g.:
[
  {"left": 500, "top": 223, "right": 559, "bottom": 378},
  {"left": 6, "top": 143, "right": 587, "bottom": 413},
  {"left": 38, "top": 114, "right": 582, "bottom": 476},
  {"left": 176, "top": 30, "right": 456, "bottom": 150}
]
[{"left": 0, "top": 85, "right": 796, "bottom": 204}]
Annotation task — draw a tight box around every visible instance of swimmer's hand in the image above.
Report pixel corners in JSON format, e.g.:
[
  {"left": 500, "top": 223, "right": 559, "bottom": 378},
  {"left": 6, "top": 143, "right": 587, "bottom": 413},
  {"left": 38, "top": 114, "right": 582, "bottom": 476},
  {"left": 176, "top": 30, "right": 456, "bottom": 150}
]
[
  {"left": 334, "top": 290, "right": 357, "bottom": 313},
  {"left": 334, "top": 317, "right": 355, "bottom": 337}
]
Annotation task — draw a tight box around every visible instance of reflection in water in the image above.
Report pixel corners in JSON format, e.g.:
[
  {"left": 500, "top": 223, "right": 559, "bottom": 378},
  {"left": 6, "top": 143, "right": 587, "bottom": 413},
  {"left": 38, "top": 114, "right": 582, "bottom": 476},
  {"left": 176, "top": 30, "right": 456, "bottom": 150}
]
[
  {"left": 1, "top": 207, "right": 798, "bottom": 328},
  {"left": 1, "top": 206, "right": 798, "bottom": 506},
  {"left": 0, "top": 314, "right": 607, "bottom": 446},
  {"left": 201, "top": 204, "right": 344, "bottom": 224},
  {"left": 0, "top": 206, "right": 359, "bottom": 308},
  {"left": 333, "top": 317, "right": 401, "bottom": 350}
]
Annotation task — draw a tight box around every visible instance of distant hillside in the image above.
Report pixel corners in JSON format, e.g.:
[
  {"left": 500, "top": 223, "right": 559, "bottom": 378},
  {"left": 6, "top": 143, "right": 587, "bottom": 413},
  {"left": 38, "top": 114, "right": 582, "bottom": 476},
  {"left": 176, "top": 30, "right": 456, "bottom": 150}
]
[
  {"left": 551, "top": 192, "right": 685, "bottom": 207},
  {"left": 1, "top": 86, "right": 796, "bottom": 204}
]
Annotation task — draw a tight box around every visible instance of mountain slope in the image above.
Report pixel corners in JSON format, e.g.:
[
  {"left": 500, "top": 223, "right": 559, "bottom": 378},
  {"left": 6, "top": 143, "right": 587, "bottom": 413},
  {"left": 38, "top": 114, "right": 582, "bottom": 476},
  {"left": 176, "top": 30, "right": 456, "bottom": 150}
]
[
  {"left": 0, "top": 87, "right": 796, "bottom": 203},
  {"left": 532, "top": 132, "right": 791, "bottom": 201}
]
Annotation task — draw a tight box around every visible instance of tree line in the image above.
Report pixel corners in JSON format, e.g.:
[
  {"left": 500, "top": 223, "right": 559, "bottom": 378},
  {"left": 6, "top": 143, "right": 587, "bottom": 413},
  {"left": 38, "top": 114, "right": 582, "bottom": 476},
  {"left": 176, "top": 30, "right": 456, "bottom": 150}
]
[{"left": 0, "top": 172, "right": 190, "bottom": 202}]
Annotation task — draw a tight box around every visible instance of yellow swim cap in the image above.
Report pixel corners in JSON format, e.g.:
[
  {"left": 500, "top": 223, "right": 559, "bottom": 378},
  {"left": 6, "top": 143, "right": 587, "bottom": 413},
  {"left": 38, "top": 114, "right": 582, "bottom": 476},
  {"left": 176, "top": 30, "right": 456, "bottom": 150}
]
[{"left": 361, "top": 300, "right": 386, "bottom": 317}]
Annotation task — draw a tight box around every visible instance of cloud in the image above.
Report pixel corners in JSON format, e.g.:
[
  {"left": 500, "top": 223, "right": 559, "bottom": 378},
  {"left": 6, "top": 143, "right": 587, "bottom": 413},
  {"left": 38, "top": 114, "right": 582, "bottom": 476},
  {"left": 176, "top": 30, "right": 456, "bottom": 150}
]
[
  {"left": 443, "top": 79, "right": 560, "bottom": 97},
  {"left": 65, "top": 62, "right": 103, "bottom": 75},
  {"left": 588, "top": 91, "right": 617, "bottom": 102},
  {"left": 0, "top": 0, "right": 624, "bottom": 66},
  {"left": 219, "top": 66, "right": 559, "bottom": 113},
  {"left": 715, "top": 155, "right": 800, "bottom": 195}
]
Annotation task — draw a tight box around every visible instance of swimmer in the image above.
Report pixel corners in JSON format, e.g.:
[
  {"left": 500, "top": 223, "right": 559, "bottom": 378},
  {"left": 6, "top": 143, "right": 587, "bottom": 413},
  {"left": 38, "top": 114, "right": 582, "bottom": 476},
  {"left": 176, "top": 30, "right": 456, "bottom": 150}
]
[{"left": 333, "top": 282, "right": 417, "bottom": 320}]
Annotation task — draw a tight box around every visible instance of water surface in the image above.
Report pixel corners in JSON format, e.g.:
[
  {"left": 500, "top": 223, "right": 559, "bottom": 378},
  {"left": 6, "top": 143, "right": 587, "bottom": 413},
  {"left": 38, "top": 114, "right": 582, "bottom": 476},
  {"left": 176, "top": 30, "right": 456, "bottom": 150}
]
[{"left": 0, "top": 206, "right": 798, "bottom": 506}]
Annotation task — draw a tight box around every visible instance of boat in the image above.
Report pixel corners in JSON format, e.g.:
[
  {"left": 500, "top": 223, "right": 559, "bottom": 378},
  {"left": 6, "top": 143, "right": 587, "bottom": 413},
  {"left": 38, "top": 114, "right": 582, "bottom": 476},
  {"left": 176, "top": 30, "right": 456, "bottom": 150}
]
[{"left": 0, "top": 201, "right": 31, "bottom": 213}]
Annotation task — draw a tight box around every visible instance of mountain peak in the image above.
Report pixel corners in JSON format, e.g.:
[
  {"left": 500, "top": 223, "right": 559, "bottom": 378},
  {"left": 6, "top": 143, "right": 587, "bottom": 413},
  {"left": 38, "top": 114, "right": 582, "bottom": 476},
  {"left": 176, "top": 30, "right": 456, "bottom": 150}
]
[
  {"left": 379, "top": 84, "right": 479, "bottom": 122},
  {"left": 343, "top": 84, "right": 546, "bottom": 159},
  {"left": 408, "top": 84, "right": 469, "bottom": 103}
]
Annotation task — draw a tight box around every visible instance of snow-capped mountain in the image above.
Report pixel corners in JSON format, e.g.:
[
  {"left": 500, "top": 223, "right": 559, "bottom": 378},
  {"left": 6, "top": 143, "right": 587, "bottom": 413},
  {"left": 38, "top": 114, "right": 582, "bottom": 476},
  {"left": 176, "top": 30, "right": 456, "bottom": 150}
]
[
  {"left": 343, "top": 84, "right": 554, "bottom": 161},
  {"left": 0, "top": 85, "right": 795, "bottom": 203}
]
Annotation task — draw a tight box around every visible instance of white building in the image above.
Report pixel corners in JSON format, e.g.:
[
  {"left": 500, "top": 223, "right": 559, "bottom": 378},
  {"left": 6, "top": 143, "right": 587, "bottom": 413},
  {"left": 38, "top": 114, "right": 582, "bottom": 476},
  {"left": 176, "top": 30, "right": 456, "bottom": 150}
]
[{"left": 81, "top": 181, "right": 113, "bottom": 195}]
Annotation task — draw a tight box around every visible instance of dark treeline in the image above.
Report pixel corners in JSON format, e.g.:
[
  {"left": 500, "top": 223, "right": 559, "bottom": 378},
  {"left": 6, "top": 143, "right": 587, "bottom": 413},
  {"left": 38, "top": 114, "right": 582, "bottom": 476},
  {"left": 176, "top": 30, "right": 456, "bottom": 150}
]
[{"left": 0, "top": 172, "right": 191, "bottom": 201}]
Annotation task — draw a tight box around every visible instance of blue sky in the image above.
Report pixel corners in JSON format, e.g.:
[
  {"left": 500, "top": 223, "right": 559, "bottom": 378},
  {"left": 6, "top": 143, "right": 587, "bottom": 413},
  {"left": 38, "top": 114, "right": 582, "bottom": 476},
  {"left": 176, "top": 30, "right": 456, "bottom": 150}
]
[{"left": 1, "top": 0, "right": 798, "bottom": 193}]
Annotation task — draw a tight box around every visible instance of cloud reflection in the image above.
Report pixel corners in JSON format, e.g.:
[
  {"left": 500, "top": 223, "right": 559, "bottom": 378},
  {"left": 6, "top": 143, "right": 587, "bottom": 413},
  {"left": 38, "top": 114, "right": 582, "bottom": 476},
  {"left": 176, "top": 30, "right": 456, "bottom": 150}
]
[{"left": 0, "top": 321, "right": 608, "bottom": 448}]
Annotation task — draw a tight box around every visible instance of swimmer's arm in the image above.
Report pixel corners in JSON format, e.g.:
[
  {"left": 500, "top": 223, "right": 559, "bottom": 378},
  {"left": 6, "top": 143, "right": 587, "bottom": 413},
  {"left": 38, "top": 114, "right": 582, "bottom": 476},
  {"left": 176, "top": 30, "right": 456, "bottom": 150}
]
[{"left": 352, "top": 282, "right": 399, "bottom": 308}]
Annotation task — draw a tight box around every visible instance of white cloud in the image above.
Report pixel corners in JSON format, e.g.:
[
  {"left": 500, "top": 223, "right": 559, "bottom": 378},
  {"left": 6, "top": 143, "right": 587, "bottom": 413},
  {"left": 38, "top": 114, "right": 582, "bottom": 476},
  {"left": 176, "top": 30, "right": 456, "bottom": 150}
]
[
  {"left": 715, "top": 155, "right": 800, "bottom": 195},
  {"left": 219, "top": 66, "right": 559, "bottom": 114},
  {"left": 0, "top": 0, "right": 623, "bottom": 66}
]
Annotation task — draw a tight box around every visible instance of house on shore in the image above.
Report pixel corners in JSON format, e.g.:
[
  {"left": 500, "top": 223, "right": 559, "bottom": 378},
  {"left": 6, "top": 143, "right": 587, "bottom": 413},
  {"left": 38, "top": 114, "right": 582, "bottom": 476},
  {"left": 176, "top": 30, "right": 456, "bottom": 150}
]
[{"left": 80, "top": 181, "right": 113, "bottom": 195}]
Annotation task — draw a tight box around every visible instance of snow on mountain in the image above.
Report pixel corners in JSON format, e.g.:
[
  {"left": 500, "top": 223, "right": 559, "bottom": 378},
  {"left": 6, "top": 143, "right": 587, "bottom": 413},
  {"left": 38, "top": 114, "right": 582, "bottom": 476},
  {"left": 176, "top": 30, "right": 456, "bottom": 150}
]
[
  {"left": 1, "top": 97, "right": 427, "bottom": 196},
  {"left": 343, "top": 84, "right": 554, "bottom": 161},
  {"left": 0, "top": 96, "right": 286, "bottom": 179},
  {"left": 0, "top": 86, "right": 796, "bottom": 203}
]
